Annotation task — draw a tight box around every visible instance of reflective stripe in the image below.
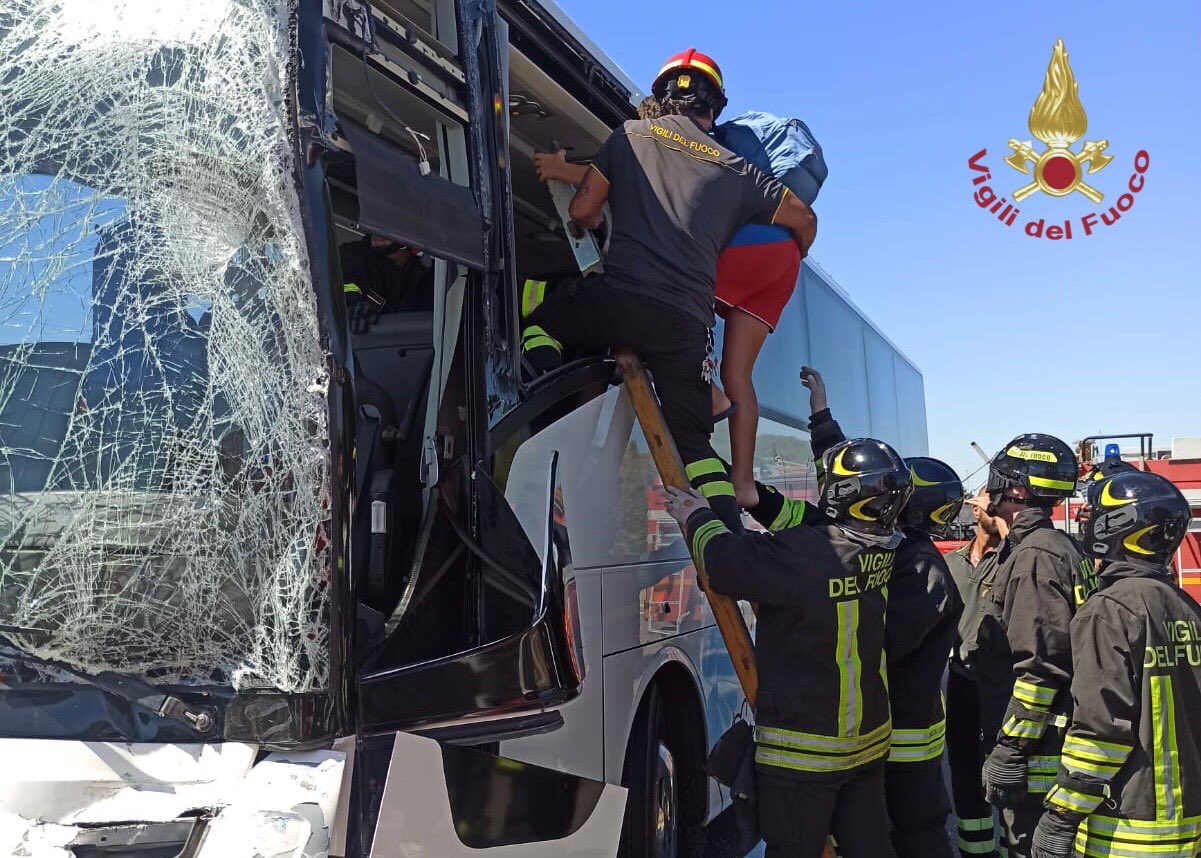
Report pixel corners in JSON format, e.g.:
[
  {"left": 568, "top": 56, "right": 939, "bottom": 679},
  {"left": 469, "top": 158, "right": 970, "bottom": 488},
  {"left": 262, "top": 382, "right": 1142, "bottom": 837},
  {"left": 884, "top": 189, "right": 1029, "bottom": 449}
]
[
  {"left": 1076, "top": 813, "right": 1201, "bottom": 858},
  {"left": 522, "top": 325, "right": 562, "bottom": 354},
  {"left": 1064, "top": 735, "right": 1135, "bottom": 763},
  {"left": 1028, "top": 475, "right": 1076, "bottom": 491},
  {"left": 521, "top": 279, "right": 547, "bottom": 317},
  {"left": 958, "top": 839, "right": 996, "bottom": 854},
  {"left": 889, "top": 719, "right": 946, "bottom": 763},
  {"left": 1002, "top": 714, "right": 1046, "bottom": 740},
  {"left": 959, "top": 817, "right": 995, "bottom": 832},
  {"left": 1151, "top": 674, "right": 1184, "bottom": 821},
  {"left": 836, "top": 599, "right": 862, "bottom": 736},
  {"left": 769, "top": 498, "right": 807, "bottom": 531},
  {"left": 685, "top": 458, "right": 727, "bottom": 480},
  {"left": 344, "top": 282, "right": 362, "bottom": 294},
  {"left": 689, "top": 519, "right": 726, "bottom": 576},
  {"left": 1063, "top": 751, "right": 1124, "bottom": 779},
  {"left": 699, "top": 480, "right": 736, "bottom": 499},
  {"left": 1028, "top": 754, "right": 1060, "bottom": 795},
  {"left": 756, "top": 719, "right": 892, "bottom": 755},
  {"left": 1013, "top": 679, "right": 1056, "bottom": 709},
  {"left": 1048, "top": 783, "right": 1104, "bottom": 816}
]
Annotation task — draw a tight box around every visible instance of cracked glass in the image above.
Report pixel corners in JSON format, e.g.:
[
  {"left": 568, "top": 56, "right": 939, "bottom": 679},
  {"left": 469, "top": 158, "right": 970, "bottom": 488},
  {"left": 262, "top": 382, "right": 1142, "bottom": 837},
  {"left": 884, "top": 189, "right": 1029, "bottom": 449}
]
[{"left": 0, "top": 0, "right": 331, "bottom": 692}]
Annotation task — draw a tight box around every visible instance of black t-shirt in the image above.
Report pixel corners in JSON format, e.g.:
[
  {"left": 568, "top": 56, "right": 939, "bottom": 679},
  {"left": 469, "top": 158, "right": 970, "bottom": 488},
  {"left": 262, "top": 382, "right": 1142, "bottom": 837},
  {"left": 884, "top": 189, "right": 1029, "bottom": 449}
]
[
  {"left": 590, "top": 115, "right": 789, "bottom": 326},
  {"left": 340, "top": 238, "right": 435, "bottom": 313}
]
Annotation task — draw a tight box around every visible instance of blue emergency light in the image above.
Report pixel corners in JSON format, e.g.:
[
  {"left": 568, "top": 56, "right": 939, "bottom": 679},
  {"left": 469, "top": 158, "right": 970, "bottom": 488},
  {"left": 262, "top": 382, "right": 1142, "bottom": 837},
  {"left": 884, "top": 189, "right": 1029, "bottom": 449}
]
[{"left": 1104, "top": 443, "right": 1121, "bottom": 461}]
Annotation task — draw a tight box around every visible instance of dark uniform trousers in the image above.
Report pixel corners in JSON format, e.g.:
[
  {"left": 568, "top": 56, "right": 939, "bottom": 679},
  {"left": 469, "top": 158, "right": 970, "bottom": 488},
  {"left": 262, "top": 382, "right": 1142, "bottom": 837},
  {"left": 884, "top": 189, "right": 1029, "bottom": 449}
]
[
  {"left": 524, "top": 277, "right": 743, "bottom": 530},
  {"left": 885, "top": 755, "right": 955, "bottom": 858},
  {"left": 758, "top": 763, "right": 897, "bottom": 858},
  {"left": 945, "top": 668, "right": 1000, "bottom": 857}
]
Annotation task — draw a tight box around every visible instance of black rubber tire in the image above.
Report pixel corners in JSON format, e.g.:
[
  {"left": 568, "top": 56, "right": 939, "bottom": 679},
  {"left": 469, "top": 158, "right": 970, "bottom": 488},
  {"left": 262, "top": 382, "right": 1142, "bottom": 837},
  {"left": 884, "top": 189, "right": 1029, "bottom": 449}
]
[{"left": 619, "top": 684, "right": 704, "bottom": 858}]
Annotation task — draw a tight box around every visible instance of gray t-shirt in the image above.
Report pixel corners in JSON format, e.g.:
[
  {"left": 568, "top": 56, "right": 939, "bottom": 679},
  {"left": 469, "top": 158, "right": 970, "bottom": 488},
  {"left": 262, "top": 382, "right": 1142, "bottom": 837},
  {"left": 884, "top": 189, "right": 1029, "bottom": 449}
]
[{"left": 590, "top": 115, "right": 789, "bottom": 326}]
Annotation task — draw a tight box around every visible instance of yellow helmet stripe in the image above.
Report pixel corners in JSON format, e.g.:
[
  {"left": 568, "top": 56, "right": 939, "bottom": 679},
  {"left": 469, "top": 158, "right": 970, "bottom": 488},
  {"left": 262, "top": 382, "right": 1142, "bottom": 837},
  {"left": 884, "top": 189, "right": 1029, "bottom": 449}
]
[
  {"left": 910, "top": 466, "right": 939, "bottom": 487},
  {"left": 849, "top": 497, "right": 878, "bottom": 521},
  {"left": 656, "top": 58, "right": 723, "bottom": 90},
  {"left": 930, "top": 501, "right": 958, "bottom": 526},
  {"left": 1007, "top": 445, "right": 1058, "bottom": 463},
  {"left": 1100, "top": 480, "right": 1137, "bottom": 508},
  {"left": 1028, "top": 475, "right": 1075, "bottom": 491},
  {"left": 832, "top": 447, "right": 860, "bottom": 477},
  {"left": 1122, "top": 525, "right": 1157, "bottom": 556}
]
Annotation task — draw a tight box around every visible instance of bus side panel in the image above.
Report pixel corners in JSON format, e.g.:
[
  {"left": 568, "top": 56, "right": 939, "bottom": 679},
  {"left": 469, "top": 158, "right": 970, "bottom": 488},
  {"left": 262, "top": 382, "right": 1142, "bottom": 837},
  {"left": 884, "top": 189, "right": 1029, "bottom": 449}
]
[
  {"left": 601, "top": 627, "right": 744, "bottom": 824},
  {"left": 498, "top": 566, "right": 605, "bottom": 782},
  {"left": 600, "top": 560, "right": 710, "bottom": 655}
]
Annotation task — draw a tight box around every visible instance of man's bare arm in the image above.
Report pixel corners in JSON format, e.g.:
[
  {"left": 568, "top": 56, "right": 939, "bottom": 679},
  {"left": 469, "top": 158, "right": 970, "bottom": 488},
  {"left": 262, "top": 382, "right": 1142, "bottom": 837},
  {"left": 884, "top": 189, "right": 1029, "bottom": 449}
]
[
  {"left": 567, "top": 167, "right": 610, "bottom": 230},
  {"left": 534, "top": 150, "right": 590, "bottom": 185},
  {"left": 773, "top": 192, "right": 817, "bottom": 258}
]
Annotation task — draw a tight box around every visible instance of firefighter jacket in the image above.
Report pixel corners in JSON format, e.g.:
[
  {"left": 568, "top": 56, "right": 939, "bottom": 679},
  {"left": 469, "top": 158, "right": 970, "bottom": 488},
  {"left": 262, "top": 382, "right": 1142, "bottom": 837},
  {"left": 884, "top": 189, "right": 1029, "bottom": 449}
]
[
  {"left": 1048, "top": 560, "right": 1201, "bottom": 857},
  {"left": 806, "top": 407, "right": 963, "bottom": 765},
  {"left": 976, "top": 508, "right": 1093, "bottom": 794},
  {"left": 886, "top": 529, "right": 964, "bottom": 765},
  {"left": 687, "top": 487, "right": 893, "bottom": 778}
]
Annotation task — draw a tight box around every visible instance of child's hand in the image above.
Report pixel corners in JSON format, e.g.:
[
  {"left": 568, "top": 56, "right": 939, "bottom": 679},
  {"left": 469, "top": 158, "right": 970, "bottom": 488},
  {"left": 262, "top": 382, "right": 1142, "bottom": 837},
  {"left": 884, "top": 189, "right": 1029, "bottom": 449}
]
[{"left": 800, "top": 366, "right": 828, "bottom": 414}]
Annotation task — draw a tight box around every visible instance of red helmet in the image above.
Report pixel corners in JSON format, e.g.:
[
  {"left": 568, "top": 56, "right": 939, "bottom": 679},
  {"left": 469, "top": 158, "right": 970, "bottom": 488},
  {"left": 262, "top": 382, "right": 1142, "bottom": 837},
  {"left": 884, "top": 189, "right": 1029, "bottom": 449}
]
[{"left": 651, "top": 48, "right": 728, "bottom": 115}]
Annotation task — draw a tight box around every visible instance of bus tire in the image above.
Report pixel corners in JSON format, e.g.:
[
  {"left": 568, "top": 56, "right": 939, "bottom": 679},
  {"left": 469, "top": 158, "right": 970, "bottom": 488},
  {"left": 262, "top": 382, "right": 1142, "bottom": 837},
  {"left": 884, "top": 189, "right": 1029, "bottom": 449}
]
[{"left": 619, "top": 682, "right": 704, "bottom": 858}]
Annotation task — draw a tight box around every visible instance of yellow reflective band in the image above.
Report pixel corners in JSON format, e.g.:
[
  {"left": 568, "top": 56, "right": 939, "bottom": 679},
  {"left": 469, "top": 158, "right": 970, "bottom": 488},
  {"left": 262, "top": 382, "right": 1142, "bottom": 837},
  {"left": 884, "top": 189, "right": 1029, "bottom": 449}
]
[
  {"left": 1100, "top": 480, "right": 1138, "bottom": 508},
  {"left": 930, "top": 500, "right": 958, "bottom": 526},
  {"left": 1063, "top": 735, "right": 1134, "bottom": 762},
  {"left": 755, "top": 740, "right": 890, "bottom": 774},
  {"left": 521, "top": 279, "right": 547, "bottom": 318},
  {"left": 1002, "top": 715, "right": 1046, "bottom": 740},
  {"left": 1013, "top": 679, "right": 1057, "bottom": 708},
  {"left": 1048, "top": 784, "right": 1104, "bottom": 816},
  {"left": 1076, "top": 812, "right": 1201, "bottom": 857},
  {"left": 1063, "top": 751, "right": 1123, "bottom": 778},
  {"left": 689, "top": 519, "right": 727, "bottom": 576},
  {"left": 687, "top": 57, "right": 723, "bottom": 89},
  {"left": 959, "top": 839, "right": 996, "bottom": 854},
  {"left": 1007, "top": 445, "right": 1058, "bottom": 463},
  {"left": 888, "top": 720, "right": 946, "bottom": 763},
  {"left": 849, "top": 496, "right": 879, "bottom": 521},
  {"left": 1028, "top": 754, "right": 1061, "bottom": 773},
  {"left": 1123, "top": 525, "right": 1158, "bottom": 556},
  {"left": 699, "top": 480, "right": 736, "bottom": 499},
  {"left": 959, "top": 817, "right": 995, "bottom": 832},
  {"left": 832, "top": 447, "right": 860, "bottom": 476},
  {"left": 836, "top": 599, "right": 863, "bottom": 736},
  {"left": 769, "top": 498, "right": 807, "bottom": 532},
  {"left": 1028, "top": 475, "right": 1076, "bottom": 491},
  {"left": 756, "top": 719, "right": 892, "bottom": 755},
  {"left": 1151, "top": 674, "right": 1184, "bottom": 822},
  {"left": 685, "top": 458, "right": 726, "bottom": 480},
  {"left": 523, "top": 335, "right": 561, "bottom": 352},
  {"left": 343, "top": 282, "right": 362, "bottom": 294}
]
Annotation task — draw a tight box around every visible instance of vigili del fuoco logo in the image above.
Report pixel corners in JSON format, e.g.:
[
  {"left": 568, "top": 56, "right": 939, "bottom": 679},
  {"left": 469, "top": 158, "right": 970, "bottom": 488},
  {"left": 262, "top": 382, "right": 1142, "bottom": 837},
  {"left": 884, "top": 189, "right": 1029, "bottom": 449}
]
[{"left": 967, "top": 39, "right": 1149, "bottom": 240}]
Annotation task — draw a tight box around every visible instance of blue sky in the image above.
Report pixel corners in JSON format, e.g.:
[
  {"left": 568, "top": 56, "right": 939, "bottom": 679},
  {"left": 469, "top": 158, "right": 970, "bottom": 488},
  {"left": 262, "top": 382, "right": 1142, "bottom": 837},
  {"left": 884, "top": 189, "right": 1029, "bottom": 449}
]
[{"left": 558, "top": 0, "right": 1201, "bottom": 483}]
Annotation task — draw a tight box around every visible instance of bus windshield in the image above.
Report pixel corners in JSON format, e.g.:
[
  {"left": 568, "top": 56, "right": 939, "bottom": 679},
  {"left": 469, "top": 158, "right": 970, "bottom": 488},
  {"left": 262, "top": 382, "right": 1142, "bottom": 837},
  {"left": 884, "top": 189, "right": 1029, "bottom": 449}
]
[{"left": 0, "top": 0, "right": 331, "bottom": 694}]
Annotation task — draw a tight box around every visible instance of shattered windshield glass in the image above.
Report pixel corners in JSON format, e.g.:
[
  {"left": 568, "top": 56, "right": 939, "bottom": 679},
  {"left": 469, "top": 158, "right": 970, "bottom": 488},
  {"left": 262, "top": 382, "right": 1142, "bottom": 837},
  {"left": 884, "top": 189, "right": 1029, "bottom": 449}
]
[{"left": 0, "top": 0, "right": 331, "bottom": 692}]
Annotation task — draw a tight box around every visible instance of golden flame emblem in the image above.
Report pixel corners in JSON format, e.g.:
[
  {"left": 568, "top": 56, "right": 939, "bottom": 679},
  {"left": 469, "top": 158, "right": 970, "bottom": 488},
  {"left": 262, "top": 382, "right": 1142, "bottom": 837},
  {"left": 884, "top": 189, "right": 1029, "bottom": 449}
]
[{"left": 1004, "top": 40, "right": 1113, "bottom": 202}]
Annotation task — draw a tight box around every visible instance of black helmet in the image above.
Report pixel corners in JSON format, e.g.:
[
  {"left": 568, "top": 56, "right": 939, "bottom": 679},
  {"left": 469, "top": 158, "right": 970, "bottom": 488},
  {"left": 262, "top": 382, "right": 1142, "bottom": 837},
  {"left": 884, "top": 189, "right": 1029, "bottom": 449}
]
[
  {"left": 1082, "top": 471, "right": 1192, "bottom": 565},
  {"left": 987, "top": 433, "right": 1078, "bottom": 508},
  {"left": 1080, "top": 456, "right": 1138, "bottom": 491},
  {"left": 820, "top": 438, "right": 913, "bottom": 540},
  {"left": 902, "top": 457, "right": 965, "bottom": 538}
]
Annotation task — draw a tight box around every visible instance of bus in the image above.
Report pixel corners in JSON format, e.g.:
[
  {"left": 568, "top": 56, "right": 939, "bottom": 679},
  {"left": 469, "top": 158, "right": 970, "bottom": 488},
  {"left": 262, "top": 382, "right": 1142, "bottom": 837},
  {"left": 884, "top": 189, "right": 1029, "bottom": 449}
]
[{"left": 0, "top": 0, "right": 925, "bottom": 855}]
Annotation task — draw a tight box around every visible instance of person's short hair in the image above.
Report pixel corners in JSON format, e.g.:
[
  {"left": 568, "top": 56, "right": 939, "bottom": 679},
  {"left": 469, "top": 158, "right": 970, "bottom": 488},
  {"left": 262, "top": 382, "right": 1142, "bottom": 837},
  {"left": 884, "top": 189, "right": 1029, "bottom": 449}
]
[{"left": 654, "top": 96, "right": 711, "bottom": 122}]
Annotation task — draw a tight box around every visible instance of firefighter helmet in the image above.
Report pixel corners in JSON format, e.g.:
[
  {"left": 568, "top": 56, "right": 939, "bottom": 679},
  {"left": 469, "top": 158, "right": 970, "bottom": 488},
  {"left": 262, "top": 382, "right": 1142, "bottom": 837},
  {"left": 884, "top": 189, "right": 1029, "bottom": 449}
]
[
  {"left": 1082, "top": 471, "right": 1191, "bottom": 565},
  {"left": 987, "top": 433, "right": 1078, "bottom": 508},
  {"left": 651, "top": 49, "right": 728, "bottom": 117},
  {"left": 902, "top": 457, "right": 965, "bottom": 538},
  {"left": 820, "top": 438, "right": 913, "bottom": 540}
]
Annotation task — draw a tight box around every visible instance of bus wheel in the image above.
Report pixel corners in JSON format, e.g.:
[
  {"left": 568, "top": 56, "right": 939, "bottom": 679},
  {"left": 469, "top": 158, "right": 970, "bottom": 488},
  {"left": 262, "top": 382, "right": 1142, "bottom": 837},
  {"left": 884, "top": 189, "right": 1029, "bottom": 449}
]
[{"left": 619, "top": 684, "right": 702, "bottom": 858}]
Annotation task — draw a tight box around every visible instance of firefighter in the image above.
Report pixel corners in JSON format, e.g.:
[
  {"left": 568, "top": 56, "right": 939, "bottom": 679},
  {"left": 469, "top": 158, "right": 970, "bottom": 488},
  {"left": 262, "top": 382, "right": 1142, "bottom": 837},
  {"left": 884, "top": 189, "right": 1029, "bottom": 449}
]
[
  {"left": 977, "top": 434, "right": 1090, "bottom": 858},
  {"left": 523, "top": 49, "right": 817, "bottom": 532},
  {"left": 945, "top": 490, "right": 1006, "bottom": 857},
  {"left": 664, "top": 436, "right": 912, "bottom": 858},
  {"left": 800, "top": 366, "right": 965, "bottom": 857},
  {"left": 1030, "top": 470, "right": 1200, "bottom": 858},
  {"left": 339, "top": 234, "right": 434, "bottom": 317}
]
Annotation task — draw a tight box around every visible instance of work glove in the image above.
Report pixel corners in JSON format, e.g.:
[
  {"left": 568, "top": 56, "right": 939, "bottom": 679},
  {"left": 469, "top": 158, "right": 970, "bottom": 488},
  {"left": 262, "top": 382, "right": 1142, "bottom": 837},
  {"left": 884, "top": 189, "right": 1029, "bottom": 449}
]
[
  {"left": 982, "top": 743, "right": 1028, "bottom": 809},
  {"left": 664, "top": 486, "right": 710, "bottom": 529},
  {"left": 1031, "top": 811, "right": 1080, "bottom": 858}
]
